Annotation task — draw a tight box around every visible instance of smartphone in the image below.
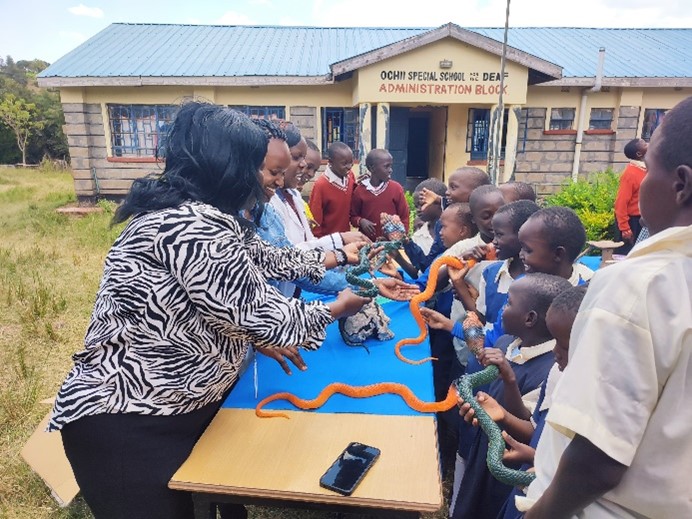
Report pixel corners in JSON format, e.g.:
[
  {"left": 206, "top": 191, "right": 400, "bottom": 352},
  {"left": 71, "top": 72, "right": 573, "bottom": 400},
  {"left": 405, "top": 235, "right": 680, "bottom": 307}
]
[{"left": 319, "top": 442, "right": 381, "bottom": 496}]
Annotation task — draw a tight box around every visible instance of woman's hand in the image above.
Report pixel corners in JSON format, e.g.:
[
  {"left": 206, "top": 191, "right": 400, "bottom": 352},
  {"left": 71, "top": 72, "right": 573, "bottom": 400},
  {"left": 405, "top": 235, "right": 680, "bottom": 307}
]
[
  {"left": 420, "top": 307, "right": 454, "bottom": 332},
  {"left": 377, "top": 257, "right": 403, "bottom": 279},
  {"left": 374, "top": 277, "right": 419, "bottom": 301},
  {"left": 342, "top": 241, "right": 368, "bottom": 265},
  {"left": 340, "top": 231, "right": 371, "bottom": 245},
  {"left": 502, "top": 431, "right": 535, "bottom": 465},
  {"left": 479, "top": 347, "right": 515, "bottom": 383},
  {"left": 328, "top": 288, "right": 370, "bottom": 319},
  {"left": 255, "top": 345, "right": 307, "bottom": 375}
]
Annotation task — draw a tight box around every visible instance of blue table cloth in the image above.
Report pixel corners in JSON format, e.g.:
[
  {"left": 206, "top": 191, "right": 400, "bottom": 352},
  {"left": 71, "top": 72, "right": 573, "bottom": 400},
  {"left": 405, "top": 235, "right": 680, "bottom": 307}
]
[{"left": 222, "top": 298, "right": 436, "bottom": 416}]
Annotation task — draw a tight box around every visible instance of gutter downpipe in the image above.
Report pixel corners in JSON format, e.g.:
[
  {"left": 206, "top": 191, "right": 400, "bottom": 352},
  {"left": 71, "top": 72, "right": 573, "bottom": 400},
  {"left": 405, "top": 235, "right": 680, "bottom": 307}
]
[{"left": 571, "top": 47, "right": 605, "bottom": 181}]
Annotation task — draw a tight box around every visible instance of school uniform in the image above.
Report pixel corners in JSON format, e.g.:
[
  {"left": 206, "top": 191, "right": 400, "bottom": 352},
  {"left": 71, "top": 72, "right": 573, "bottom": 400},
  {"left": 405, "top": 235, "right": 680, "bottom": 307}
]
[
  {"left": 402, "top": 219, "right": 445, "bottom": 274},
  {"left": 309, "top": 167, "right": 355, "bottom": 237},
  {"left": 517, "top": 225, "right": 692, "bottom": 518},
  {"left": 451, "top": 336, "right": 557, "bottom": 519},
  {"left": 350, "top": 178, "right": 410, "bottom": 239},
  {"left": 411, "top": 223, "right": 436, "bottom": 255}
]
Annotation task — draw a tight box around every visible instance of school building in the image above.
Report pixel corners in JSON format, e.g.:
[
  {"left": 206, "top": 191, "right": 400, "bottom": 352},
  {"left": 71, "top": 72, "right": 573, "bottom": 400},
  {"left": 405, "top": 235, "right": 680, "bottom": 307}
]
[{"left": 38, "top": 23, "right": 692, "bottom": 200}]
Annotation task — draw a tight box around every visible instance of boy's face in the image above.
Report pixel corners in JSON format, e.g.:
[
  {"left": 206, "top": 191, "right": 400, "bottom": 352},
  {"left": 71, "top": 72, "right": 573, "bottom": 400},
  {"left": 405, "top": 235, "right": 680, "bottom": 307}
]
[
  {"left": 498, "top": 183, "right": 519, "bottom": 202},
  {"left": 492, "top": 212, "right": 521, "bottom": 260},
  {"left": 260, "top": 138, "right": 290, "bottom": 200},
  {"left": 501, "top": 279, "right": 531, "bottom": 337},
  {"left": 446, "top": 173, "right": 475, "bottom": 204},
  {"left": 439, "top": 207, "right": 470, "bottom": 248},
  {"left": 297, "top": 147, "right": 321, "bottom": 191},
  {"left": 635, "top": 139, "right": 648, "bottom": 160},
  {"left": 472, "top": 193, "right": 505, "bottom": 240},
  {"left": 370, "top": 153, "right": 393, "bottom": 183},
  {"left": 639, "top": 127, "right": 679, "bottom": 236},
  {"left": 546, "top": 307, "right": 574, "bottom": 371},
  {"left": 283, "top": 139, "right": 308, "bottom": 190},
  {"left": 329, "top": 148, "right": 354, "bottom": 178},
  {"left": 518, "top": 218, "right": 560, "bottom": 275}
]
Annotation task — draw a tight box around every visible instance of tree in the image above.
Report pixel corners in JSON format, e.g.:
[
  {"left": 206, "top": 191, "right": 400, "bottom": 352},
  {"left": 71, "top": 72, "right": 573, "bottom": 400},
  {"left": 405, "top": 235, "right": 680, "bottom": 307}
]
[{"left": 0, "top": 93, "right": 45, "bottom": 165}]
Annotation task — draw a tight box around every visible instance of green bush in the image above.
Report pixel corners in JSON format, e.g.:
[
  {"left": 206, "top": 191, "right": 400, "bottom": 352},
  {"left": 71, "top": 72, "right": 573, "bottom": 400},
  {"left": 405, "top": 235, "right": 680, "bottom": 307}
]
[
  {"left": 405, "top": 190, "right": 416, "bottom": 235},
  {"left": 544, "top": 169, "right": 620, "bottom": 241}
]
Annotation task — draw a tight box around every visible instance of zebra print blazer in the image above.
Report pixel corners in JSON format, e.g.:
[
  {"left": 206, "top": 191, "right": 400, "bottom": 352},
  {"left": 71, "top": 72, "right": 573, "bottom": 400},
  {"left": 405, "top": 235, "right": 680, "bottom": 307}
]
[{"left": 49, "top": 202, "right": 332, "bottom": 431}]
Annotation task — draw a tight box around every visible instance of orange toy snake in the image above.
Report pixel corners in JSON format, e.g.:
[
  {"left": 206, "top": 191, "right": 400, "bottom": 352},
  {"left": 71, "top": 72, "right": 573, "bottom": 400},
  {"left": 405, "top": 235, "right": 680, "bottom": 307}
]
[
  {"left": 395, "top": 246, "right": 496, "bottom": 365},
  {"left": 255, "top": 382, "right": 459, "bottom": 419}
]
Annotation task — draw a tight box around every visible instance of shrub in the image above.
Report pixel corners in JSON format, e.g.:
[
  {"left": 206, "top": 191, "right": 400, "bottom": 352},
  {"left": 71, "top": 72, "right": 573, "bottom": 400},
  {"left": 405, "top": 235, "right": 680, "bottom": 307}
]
[
  {"left": 544, "top": 169, "right": 620, "bottom": 241},
  {"left": 405, "top": 190, "right": 416, "bottom": 235}
]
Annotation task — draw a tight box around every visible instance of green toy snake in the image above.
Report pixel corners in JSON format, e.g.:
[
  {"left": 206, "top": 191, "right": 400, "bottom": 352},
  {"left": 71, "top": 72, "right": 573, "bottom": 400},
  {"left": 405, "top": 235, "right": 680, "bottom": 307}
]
[
  {"left": 344, "top": 240, "right": 402, "bottom": 297},
  {"left": 456, "top": 313, "right": 537, "bottom": 488}
]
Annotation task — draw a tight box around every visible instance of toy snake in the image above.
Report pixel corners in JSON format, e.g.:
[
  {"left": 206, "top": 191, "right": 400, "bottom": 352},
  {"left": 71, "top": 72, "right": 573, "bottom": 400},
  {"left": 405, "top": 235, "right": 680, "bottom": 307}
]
[
  {"left": 255, "top": 382, "right": 458, "bottom": 419},
  {"left": 344, "top": 240, "right": 402, "bottom": 297},
  {"left": 395, "top": 246, "right": 496, "bottom": 365},
  {"left": 455, "top": 312, "right": 537, "bottom": 487}
]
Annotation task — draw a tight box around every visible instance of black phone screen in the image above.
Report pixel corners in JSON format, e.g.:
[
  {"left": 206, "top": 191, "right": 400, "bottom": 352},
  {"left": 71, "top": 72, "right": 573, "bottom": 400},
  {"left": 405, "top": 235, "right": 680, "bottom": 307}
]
[{"left": 319, "top": 442, "right": 381, "bottom": 496}]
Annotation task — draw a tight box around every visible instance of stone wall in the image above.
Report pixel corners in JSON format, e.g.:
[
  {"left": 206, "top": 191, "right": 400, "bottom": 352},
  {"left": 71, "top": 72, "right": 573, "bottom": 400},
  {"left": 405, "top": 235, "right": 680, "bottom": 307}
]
[
  {"left": 514, "top": 105, "right": 639, "bottom": 197},
  {"left": 289, "top": 106, "right": 317, "bottom": 142}
]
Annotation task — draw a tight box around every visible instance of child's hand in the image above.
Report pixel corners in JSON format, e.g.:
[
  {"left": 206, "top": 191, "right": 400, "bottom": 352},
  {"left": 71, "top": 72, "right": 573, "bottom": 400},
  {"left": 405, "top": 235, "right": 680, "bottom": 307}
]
[
  {"left": 479, "top": 347, "right": 515, "bottom": 383},
  {"left": 377, "top": 257, "right": 403, "bottom": 280},
  {"left": 502, "top": 431, "right": 535, "bottom": 465},
  {"left": 456, "top": 391, "right": 505, "bottom": 427},
  {"left": 419, "top": 188, "right": 442, "bottom": 211},
  {"left": 420, "top": 307, "right": 454, "bottom": 332},
  {"left": 449, "top": 262, "right": 470, "bottom": 283},
  {"left": 358, "top": 218, "right": 377, "bottom": 239},
  {"left": 462, "top": 244, "right": 491, "bottom": 263}
]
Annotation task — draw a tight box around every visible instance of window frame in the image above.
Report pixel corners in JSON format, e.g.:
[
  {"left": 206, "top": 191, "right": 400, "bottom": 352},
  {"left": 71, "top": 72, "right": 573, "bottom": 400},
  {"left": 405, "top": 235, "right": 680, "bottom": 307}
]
[
  {"left": 321, "top": 107, "right": 359, "bottom": 159},
  {"left": 107, "top": 104, "right": 177, "bottom": 158},
  {"left": 588, "top": 108, "right": 614, "bottom": 130},
  {"left": 230, "top": 105, "right": 286, "bottom": 120},
  {"left": 466, "top": 108, "right": 508, "bottom": 161},
  {"left": 641, "top": 108, "right": 667, "bottom": 141},
  {"left": 549, "top": 107, "right": 576, "bottom": 131}
]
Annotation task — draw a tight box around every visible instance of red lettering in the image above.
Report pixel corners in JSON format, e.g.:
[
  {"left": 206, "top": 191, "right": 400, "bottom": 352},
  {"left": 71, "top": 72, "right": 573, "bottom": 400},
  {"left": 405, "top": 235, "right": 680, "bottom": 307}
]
[{"left": 379, "top": 83, "right": 387, "bottom": 92}]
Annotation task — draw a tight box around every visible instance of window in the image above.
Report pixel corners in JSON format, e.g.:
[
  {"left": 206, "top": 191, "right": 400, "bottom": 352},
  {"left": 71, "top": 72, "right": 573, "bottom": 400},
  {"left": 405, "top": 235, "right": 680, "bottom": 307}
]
[
  {"left": 321, "top": 108, "right": 359, "bottom": 157},
  {"left": 549, "top": 108, "right": 575, "bottom": 131},
  {"left": 588, "top": 108, "right": 614, "bottom": 130},
  {"left": 641, "top": 109, "right": 667, "bottom": 141},
  {"left": 466, "top": 108, "right": 508, "bottom": 161},
  {"left": 108, "top": 105, "right": 177, "bottom": 157},
  {"left": 230, "top": 105, "right": 286, "bottom": 120}
]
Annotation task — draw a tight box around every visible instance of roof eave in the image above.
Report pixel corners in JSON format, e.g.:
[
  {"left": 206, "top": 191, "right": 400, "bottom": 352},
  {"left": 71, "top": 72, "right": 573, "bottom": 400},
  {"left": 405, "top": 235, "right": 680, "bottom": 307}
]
[
  {"left": 538, "top": 77, "right": 692, "bottom": 88},
  {"left": 37, "top": 75, "right": 334, "bottom": 88},
  {"left": 330, "top": 23, "right": 563, "bottom": 80}
]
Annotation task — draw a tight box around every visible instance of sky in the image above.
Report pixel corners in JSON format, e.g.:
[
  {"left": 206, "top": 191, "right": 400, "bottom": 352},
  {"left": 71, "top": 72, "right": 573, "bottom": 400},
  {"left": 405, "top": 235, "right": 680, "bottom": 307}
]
[{"left": 1, "top": 0, "right": 691, "bottom": 63}]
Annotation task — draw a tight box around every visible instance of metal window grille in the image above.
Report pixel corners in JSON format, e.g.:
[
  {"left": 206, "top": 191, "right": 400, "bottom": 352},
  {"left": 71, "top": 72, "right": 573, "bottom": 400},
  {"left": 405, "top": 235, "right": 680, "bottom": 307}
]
[
  {"left": 466, "top": 108, "right": 508, "bottom": 161},
  {"left": 641, "top": 108, "right": 667, "bottom": 141},
  {"left": 230, "top": 106, "right": 286, "bottom": 120},
  {"left": 589, "top": 108, "right": 614, "bottom": 130},
  {"left": 108, "top": 105, "right": 176, "bottom": 157},
  {"left": 549, "top": 108, "right": 575, "bottom": 131},
  {"left": 321, "top": 108, "right": 359, "bottom": 157}
]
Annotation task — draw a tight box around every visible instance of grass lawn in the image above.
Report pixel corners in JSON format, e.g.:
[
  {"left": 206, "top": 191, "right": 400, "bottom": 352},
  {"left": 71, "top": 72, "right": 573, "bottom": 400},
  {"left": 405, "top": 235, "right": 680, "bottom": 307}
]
[{"left": 0, "top": 167, "right": 450, "bottom": 518}]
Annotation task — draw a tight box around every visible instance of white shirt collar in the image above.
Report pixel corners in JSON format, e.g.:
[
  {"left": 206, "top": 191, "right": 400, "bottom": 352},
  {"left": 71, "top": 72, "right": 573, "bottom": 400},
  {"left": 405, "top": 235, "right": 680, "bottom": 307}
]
[
  {"left": 324, "top": 165, "right": 349, "bottom": 188},
  {"left": 506, "top": 337, "right": 556, "bottom": 365},
  {"left": 361, "top": 176, "right": 389, "bottom": 195}
]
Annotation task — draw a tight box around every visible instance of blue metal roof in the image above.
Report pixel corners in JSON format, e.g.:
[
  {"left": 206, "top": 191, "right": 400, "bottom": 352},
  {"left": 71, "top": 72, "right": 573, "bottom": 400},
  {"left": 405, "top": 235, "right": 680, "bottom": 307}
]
[{"left": 38, "top": 24, "right": 692, "bottom": 79}]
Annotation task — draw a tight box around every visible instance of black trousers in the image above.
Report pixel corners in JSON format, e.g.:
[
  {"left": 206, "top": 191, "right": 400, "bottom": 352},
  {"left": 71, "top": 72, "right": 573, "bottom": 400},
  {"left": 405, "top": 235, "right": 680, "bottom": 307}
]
[{"left": 61, "top": 400, "right": 247, "bottom": 519}]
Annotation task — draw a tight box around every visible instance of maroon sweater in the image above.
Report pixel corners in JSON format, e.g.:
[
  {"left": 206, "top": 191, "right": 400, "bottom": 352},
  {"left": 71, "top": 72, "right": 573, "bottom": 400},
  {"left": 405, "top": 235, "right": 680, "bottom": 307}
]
[
  {"left": 350, "top": 180, "right": 410, "bottom": 239},
  {"left": 309, "top": 171, "right": 356, "bottom": 237}
]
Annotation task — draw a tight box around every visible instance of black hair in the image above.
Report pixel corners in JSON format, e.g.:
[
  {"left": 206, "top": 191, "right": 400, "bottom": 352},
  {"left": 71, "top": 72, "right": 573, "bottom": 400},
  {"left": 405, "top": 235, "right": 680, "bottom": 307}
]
[
  {"left": 113, "top": 102, "right": 266, "bottom": 224},
  {"left": 275, "top": 120, "right": 302, "bottom": 148},
  {"left": 657, "top": 96, "right": 692, "bottom": 171},
  {"left": 469, "top": 184, "right": 503, "bottom": 213},
  {"left": 451, "top": 167, "right": 491, "bottom": 190},
  {"left": 445, "top": 202, "right": 478, "bottom": 235},
  {"left": 624, "top": 138, "right": 643, "bottom": 161},
  {"left": 521, "top": 273, "right": 573, "bottom": 318},
  {"left": 528, "top": 207, "right": 587, "bottom": 262},
  {"left": 365, "top": 148, "right": 391, "bottom": 170},
  {"left": 413, "top": 178, "right": 447, "bottom": 196},
  {"left": 548, "top": 285, "right": 587, "bottom": 317},
  {"left": 495, "top": 200, "right": 540, "bottom": 233},
  {"left": 251, "top": 118, "right": 287, "bottom": 141},
  {"left": 327, "top": 141, "right": 353, "bottom": 161},
  {"left": 501, "top": 181, "right": 537, "bottom": 202},
  {"left": 306, "top": 139, "right": 320, "bottom": 153}
]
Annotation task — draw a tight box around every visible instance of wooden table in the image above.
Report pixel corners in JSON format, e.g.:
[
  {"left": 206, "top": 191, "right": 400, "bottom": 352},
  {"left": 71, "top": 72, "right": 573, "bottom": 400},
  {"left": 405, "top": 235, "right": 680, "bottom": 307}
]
[{"left": 169, "top": 299, "right": 443, "bottom": 517}]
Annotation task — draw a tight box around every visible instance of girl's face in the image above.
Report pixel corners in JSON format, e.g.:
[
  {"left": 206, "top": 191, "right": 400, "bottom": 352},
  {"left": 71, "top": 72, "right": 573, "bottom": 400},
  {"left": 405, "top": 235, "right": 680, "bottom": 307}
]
[
  {"left": 518, "top": 218, "right": 559, "bottom": 275},
  {"left": 471, "top": 194, "right": 505, "bottom": 240},
  {"left": 260, "top": 138, "right": 290, "bottom": 200},
  {"left": 297, "top": 147, "right": 322, "bottom": 191},
  {"left": 439, "top": 207, "right": 472, "bottom": 248},
  {"left": 284, "top": 138, "right": 308, "bottom": 189},
  {"left": 546, "top": 308, "right": 574, "bottom": 371},
  {"left": 492, "top": 212, "right": 521, "bottom": 260}
]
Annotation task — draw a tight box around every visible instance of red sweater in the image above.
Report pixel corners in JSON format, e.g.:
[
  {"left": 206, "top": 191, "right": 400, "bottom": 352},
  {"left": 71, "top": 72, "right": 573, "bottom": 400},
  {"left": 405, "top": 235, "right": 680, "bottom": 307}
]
[
  {"left": 614, "top": 162, "right": 646, "bottom": 232},
  {"left": 350, "top": 180, "right": 410, "bottom": 239},
  {"left": 309, "top": 171, "right": 356, "bottom": 237}
]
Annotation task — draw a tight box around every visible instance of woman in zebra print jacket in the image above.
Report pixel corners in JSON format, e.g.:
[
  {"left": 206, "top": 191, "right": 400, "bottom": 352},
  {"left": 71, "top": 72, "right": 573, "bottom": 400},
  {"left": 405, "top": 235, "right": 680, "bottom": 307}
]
[{"left": 52, "top": 103, "right": 372, "bottom": 519}]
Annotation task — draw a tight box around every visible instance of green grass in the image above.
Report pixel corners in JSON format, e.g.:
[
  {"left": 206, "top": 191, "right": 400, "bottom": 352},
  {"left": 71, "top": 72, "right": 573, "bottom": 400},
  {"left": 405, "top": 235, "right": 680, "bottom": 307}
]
[{"left": 0, "top": 168, "right": 450, "bottom": 519}]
